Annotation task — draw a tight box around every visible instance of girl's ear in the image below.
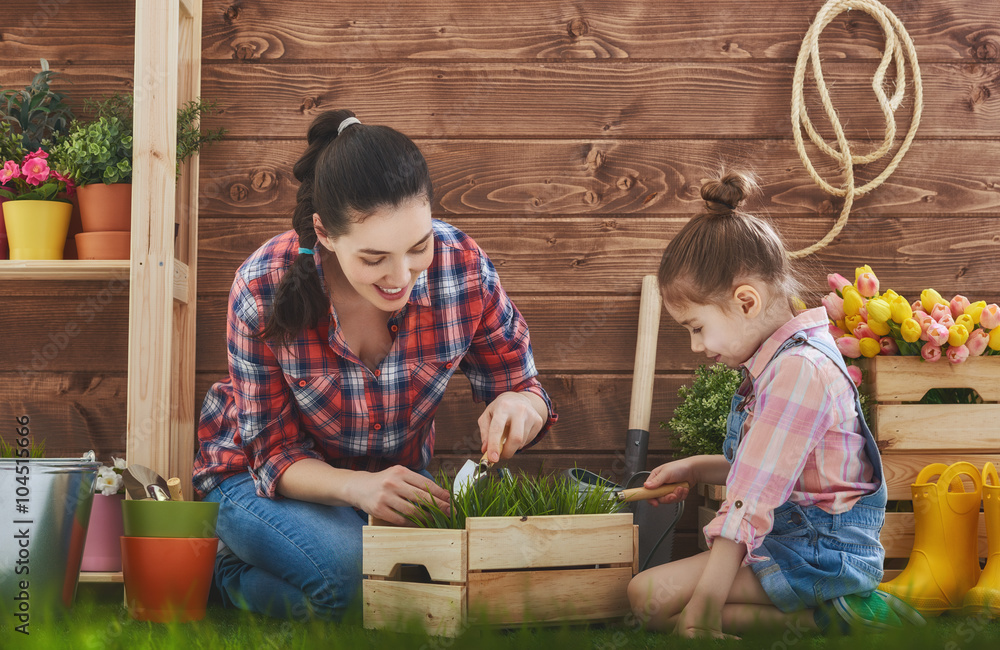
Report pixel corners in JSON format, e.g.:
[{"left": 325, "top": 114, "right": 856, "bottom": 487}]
[
  {"left": 733, "top": 284, "right": 762, "bottom": 318},
  {"left": 312, "top": 213, "right": 333, "bottom": 251}
]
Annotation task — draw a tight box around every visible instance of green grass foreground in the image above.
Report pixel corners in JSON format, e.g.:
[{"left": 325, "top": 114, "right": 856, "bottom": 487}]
[{"left": 7, "top": 584, "right": 1000, "bottom": 650}]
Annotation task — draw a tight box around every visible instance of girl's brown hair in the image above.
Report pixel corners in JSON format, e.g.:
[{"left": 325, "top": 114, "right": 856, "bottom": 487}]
[{"left": 658, "top": 171, "right": 800, "bottom": 310}]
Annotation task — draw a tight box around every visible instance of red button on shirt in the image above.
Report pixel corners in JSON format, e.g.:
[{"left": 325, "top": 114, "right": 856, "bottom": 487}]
[
  {"left": 298, "top": 380, "right": 307, "bottom": 387},
  {"left": 374, "top": 369, "right": 381, "bottom": 377},
  {"left": 373, "top": 423, "right": 382, "bottom": 430},
  {"left": 390, "top": 325, "right": 398, "bottom": 332},
  {"left": 446, "top": 362, "right": 453, "bottom": 369}
]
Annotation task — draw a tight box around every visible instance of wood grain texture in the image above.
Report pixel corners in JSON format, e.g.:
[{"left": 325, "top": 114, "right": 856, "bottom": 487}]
[
  {"left": 866, "top": 356, "right": 1000, "bottom": 402},
  {"left": 193, "top": 215, "right": 1000, "bottom": 298},
  {"left": 363, "top": 528, "right": 467, "bottom": 582},
  {"left": 0, "top": 65, "right": 133, "bottom": 110},
  {"left": 0, "top": 1, "right": 134, "bottom": 63},
  {"left": 876, "top": 405, "right": 1000, "bottom": 452},
  {"left": 199, "top": 62, "right": 999, "bottom": 139},
  {"left": 196, "top": 139, "right": 1000, "bottom": 217},
  {"left": 363, "top": 581, "right": 465, "bottom": 636},
  {"left": 200, "top": 0, "right": 999, "bottom": 62}
]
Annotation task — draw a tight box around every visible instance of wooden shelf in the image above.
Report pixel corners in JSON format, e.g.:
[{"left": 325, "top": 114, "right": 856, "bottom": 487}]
[
  {"left": 0, "top": 259, "right": 130, "bottom": 281},
  {"left": 79, "top": 571, "right": 124, "bottom": 584}
]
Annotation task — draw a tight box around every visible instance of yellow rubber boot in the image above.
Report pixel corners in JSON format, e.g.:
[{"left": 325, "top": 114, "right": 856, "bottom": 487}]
[
  {"left": 879, "top": 462, "right": 982, "bottom": 616},
  {"left": 963, "top": 463, "right": 1000, "bottom": 617}
]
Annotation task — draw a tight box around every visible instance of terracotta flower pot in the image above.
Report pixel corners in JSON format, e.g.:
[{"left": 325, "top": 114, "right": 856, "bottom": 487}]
[
  {"left": 76, "top": 182, "right": 132, "bottom": 232},
  {"left": 75, "top": 231, "right": 130, "bottom": 260},
  {"left": 121, "top": 536, "right": 218, "bottom": 623},
  {"left": 80, "top": 493, "right": 125, "bottom": 572},
  {"left": 2, "top": 200, "right": 73, "bottom": 260}
]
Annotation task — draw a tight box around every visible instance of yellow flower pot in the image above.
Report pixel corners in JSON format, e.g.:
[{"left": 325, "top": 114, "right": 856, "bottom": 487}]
[{"left": 2, "top": 200, "right": 73, "bottom": 260}]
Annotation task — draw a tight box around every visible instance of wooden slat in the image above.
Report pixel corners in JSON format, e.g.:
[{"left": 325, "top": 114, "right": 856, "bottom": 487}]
[
  {"left": 466, "top": 513, "right": 633, "bottom": 570},
  {"left": 866, "top": 356, "right": 1000, "bottom": 402},
  {"left": 0, "top": 260, "right": 130, "bottom": 281},
  {"left": 876, "top": 405, "right": 1000, "bottom": 452},
  {"left": 466, "top": 566, "right": 632, "bottom": 626},
  {"left": 882, "top": 512, "right": 988, "bottom": 559},
  {"left": 363, "top": 528, "right": 467, "bottom": 582},
  {"left": 200, "top": 0, "right": 995, "bottom": 62},
  {"left": 200, "top": 62, "right": 999, "bottom": 139},
  {"left": 173, "top": 260, "right": 189, "bottom": 304},
  {"left": 363, "top": 580, "right": 465, "bottom": 637},
  {"left": 0, "top": 1, "right": 134, "bottom": 63},
  {"left": 197, "top": 139, "right": 1000, "bottom": 217}
]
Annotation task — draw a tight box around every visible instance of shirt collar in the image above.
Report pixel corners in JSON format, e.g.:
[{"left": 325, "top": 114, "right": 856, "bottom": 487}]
[{"left": 743, "top": 307, "right": 829, "bottom": 379}]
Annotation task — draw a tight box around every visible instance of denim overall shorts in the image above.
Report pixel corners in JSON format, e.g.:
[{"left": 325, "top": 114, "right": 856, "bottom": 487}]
[{"left": 722, "top": 331, "right": 888, "bottom": 612}]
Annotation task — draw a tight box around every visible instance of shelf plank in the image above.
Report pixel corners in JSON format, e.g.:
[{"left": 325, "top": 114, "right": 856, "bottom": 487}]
[
  {"left": 173, "top": 260, "right": 190, "bottom": 304},
  {"left": 0, "top": 260, "right": 130, "bottom": 281},
  {"left": 78, "top": 571, "right": 124, "bottom": 583}
]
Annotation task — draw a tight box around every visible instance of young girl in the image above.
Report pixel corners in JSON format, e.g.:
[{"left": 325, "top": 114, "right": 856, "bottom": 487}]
[
  {"left": 628, "top": 172, "right": 923, "bottom": 638},
  {"left": 193, "top": 110, "right": 556, "bottom": 621}
]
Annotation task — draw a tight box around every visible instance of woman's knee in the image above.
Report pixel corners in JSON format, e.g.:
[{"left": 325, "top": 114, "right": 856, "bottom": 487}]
[{"left": 628, "top": 567, "right": 687, "bottom": 622}]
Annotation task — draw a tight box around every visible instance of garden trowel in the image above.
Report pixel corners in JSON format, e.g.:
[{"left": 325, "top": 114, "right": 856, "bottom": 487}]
[
  {"left": 611, "top": 482, "right": 690, "bottom": 503},
  {"left": 454, "top": 424, "right": 510, "bottom": 496}
]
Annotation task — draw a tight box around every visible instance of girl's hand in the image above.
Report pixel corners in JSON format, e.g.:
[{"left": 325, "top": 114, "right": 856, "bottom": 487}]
[
  {"left": 477, "top": 391, "right": 545, "bottom": 463},
  {"left": 644, "top": 457, "right": 699, "bottom": 506},
  {"left": 351, "top": 466, "right": 450, "bottom": 527}
]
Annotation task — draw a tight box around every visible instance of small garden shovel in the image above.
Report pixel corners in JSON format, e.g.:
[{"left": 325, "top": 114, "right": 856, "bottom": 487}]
[{"left": 454, "top": 424, "right": 511, "bottom": 496}]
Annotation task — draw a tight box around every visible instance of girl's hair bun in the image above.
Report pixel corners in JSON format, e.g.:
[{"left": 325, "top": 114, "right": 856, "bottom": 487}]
[{"left": 701, "top": 171, "right": 759, "bottom": 214}]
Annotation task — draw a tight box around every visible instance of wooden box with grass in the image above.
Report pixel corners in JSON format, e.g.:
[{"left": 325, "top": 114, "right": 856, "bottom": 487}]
[{"left": 362, "top": 473, "right": 637, "bottom": 636}]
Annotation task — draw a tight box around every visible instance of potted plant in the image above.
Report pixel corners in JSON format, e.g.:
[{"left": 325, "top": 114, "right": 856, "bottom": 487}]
[
  {"left": 0, "top": 59, "right": 76, "bottom": 258},
  {"left": 0, "top": 146, "right": 75, "bottom": 260},
  {"left": 81, "top": 456, "right": 127, "bottom": 573},
  {"left": 52, "top": 94, "right": 225, "bottom": 260}
]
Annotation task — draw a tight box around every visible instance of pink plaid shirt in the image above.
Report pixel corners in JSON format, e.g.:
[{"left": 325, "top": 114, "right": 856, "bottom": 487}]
[{"left": 703, "top": 307, "right": 878, "bottom": 563}]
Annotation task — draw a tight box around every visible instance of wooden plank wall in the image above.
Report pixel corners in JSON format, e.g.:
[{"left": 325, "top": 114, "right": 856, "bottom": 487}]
[{"left": 1, "top": 1, "right": 999, "bottom": 559}]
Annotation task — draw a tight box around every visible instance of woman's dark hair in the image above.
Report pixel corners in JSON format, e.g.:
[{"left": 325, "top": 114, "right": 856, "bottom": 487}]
[
  {"left": 658, "top": 170, "right": 801, "bottom": 311},
  {"left": 261, "top": 109, "right": 434, "bottom": 345}
]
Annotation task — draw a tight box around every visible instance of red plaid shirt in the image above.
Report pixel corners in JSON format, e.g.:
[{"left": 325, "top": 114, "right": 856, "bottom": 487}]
[{"left": 193, "top": 220, "right": 556, "bottom": 499}]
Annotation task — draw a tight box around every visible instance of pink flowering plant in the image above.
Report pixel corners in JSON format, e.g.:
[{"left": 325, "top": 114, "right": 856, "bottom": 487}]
[
  {"left": 822, "top": 265, "right": 1000, "bottom": 367},
  {"left": 0, "top": 147, "right": 73, "bottom": 202}
]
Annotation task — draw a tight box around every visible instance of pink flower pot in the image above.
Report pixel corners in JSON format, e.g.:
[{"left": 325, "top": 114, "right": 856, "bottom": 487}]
[{"left": 81, "top": 492, "right": 125, "bottom": 572}]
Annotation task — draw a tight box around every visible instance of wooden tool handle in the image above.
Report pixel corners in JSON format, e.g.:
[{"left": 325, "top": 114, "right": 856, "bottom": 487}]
[
  {"left": 617, "top": 481, "right": 689, "bottom": 503},
  {"left": 167, "top": 477, "right": 184, "bottom": 501},
  {"left": 628, "top": 275, "right": 662, "bottom": 431},
  {"left": 478, "top": 422, "right": 511, "bottom": 467}
]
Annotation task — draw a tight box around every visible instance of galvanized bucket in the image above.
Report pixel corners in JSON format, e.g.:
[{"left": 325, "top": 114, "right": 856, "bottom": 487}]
[{"left": 0, "top": 453, "right": 100, "bottom": 633}]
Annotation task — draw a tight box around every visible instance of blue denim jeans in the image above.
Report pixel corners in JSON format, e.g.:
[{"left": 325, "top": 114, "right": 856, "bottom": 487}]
[
  {"left": 724, "top": 331, "right": 887, "bottom": 612},
  {"left": 203, "top": 471, "right": 370, "bottom": 621}
]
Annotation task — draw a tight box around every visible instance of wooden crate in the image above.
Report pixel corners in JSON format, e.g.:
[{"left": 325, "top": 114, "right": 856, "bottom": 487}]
[
  {"left": 363, "top": 513, "right": 636, "bottom": 636},
  {"left": 695, "top": 356, "right": 999, "bottom": 577}
]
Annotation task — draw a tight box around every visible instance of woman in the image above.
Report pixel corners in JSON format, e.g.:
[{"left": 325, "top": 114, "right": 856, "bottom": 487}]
[{"left": 193, "top": 110, "right": 557, "bottom": 621}]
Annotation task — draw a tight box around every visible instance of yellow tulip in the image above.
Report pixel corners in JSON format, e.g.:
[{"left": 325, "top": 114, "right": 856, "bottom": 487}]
[
  {"left": 991, "top": 327, "right": 1000, "bottom": 352},
  {"left": 867, "top": 298, "right": 892, "bottom": 324},
  {"left": 845, "top": 314, "right": 864, "bottom": 334},
  {"left": 956, "top": 314, "right": 975, "bottom": 333},
  {"left": 792, "top": 296, "right": 807, "bottom": 311},
  {"left": 868, "top": 319, "right": 891, "bottom": 336},
  {"left": 881, "top": 289, "right": 900, "bottom": 303},
  {"left": 948, "top": 324, "right": 970, "bottom": 347},
  {"left": 855, "top": 264, "right": 874, "bottom": 281},
  {"left": 889, "top": 296, "right": 913, "bottom": 324},
  {"left": 921, "top": 288, "right": 947, "bottom": 313},
  {"left": 836, "top": 319, "right": 846, "bottom": 331},
  {"left": 901, "top": 318, "right": 922, "bottom": 343},
  {"left": 859, "top": 337, "right": 881, "bottom": 358},
  {"left": 965, "top": 300, "right": 987, "bottom": 325},
  {"left": 843, "top": 287, "right": 864, "bottom": 318}
]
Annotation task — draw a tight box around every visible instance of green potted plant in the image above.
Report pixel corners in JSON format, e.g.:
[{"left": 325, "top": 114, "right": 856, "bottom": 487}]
[{"left": 52, "top": 94, "right": 225, "bottom": 260}]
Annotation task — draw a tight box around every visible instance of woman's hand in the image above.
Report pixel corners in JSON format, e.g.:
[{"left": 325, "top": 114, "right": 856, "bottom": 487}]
[
  {"left": 643, "top": 457, "right": 701, "bottom": 506},
  {"left": 477, "top": 391, "right": 546, "bottom": 462},
  {"left": 349, "top": 465, "right": 450, "bottom": 527}
]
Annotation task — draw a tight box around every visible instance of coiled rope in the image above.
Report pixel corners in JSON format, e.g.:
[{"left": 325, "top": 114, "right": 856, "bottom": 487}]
[{"left": 788, "top": 0, "right": 922, "bottom": 259}]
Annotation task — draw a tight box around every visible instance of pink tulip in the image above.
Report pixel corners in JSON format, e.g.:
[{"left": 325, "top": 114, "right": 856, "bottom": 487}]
[
  {"left": 822, "top": 292, "right": 846, "bottom": 321},
  {"left": 967, "top": 328, "right": 990, "bottom": 356},
  {"left": 921, "top": 342, "right": 942, "bottom": 362},
  {"left": 859, "top": 306, "right": 869, "bottom": 321},
  {"left": 0, "top": 161, "right": 19, "bottom": 185},
  {"left": 947, "top": 344, "right": 970, "bottom": 365},
  {"left": 21, "top": 156, "right": 50, "bottom": 185},
  {"left": 854, "top": 323, "right": 878, "bottom": 340},
  {"left": 950, "top": 295, "right": 971, "bottom": 319},
  {"left": 911, "top": 300, "right": 924, "bottom": 313},
  {"left": 930, "top": 303, "right": 951, "bottom": 322},
  {"left": 837, "top": 336, "right": 862, "bottom": 359},
  {"left": 879, "top": 337, "right": 899, "bottom": 355},
  {"left": 927, "top": 323, "right": 950, "bottom": 347},
  {"left": 980, "top": 304, "right": 1000, "bottom": 330},
  {"left": 828, "top": 273, "right": 852, "bottom": 294},
  {"left": 856, "top": 273, "right": 879, "bottom": 298},
  {"left": 847, "top": 365, "right": 863, "bottom": 388},
  {"left": 937, "top": 313, "right": 955, "bottom": 329},
  {"left": 829, "top": 323, "right": 847, "bottom": 339}
]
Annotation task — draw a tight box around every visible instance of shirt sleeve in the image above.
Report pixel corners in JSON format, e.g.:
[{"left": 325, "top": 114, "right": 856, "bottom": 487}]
[
  {"left": 227, "top": 276, "right": 323, "bottom": 498},
  {"left": 458, "top": 251, "right": 558, "bottom": 447},
  {"left": 702, "top": 353, "right": 836, "bottom": 564}
]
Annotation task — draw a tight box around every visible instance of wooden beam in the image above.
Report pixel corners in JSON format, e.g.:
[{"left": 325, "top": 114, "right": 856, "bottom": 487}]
[{"left": 0, "top": 260, "right": 130, "bottom": 282}]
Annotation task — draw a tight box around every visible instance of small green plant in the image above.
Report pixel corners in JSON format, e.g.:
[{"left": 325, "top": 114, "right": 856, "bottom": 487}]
[
  {"left": 403, "top": 470, "right": 624, "bottom": 529},
  {"left": 661, "top": 363, "right": 743, "bottom": 457},
  {"left": 0, "top": 437, "right": 47, "bottom": 458},
  {"left": 51, "top": 114, "right": 133, "bottom": 185},
  {"left": 0, "top": 59, "right": 75, "bottom": 153},
  {"left": 0, "top": 121, "right": 26, "bottom": 163}
]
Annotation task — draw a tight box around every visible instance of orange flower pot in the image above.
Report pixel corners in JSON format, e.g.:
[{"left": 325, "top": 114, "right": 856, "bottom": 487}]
[
  {"left": 121, "top": 536, "right": 218, "bottom": 623},
  {"left": 76, "top": 182, "right": 132, "bottom": 232},
  {"left": 2, "top": 200, "right": 73, "bottom": 260},
  {"left": 75, "top": 231, "right": 130, "bottom": 260}
]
